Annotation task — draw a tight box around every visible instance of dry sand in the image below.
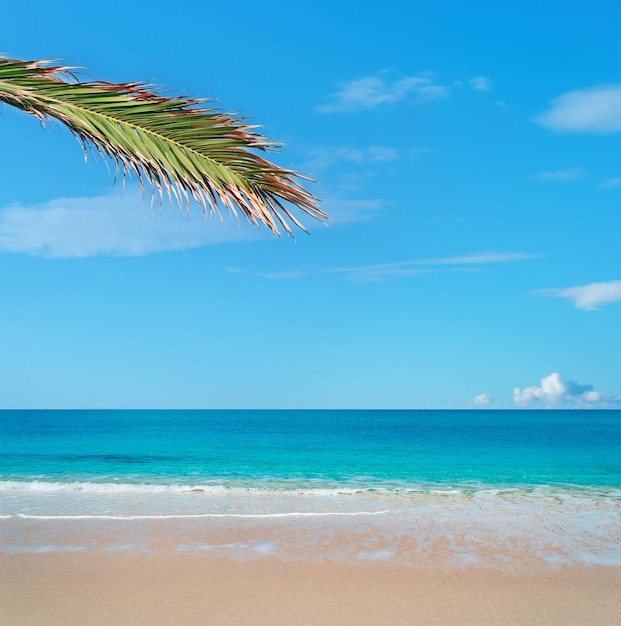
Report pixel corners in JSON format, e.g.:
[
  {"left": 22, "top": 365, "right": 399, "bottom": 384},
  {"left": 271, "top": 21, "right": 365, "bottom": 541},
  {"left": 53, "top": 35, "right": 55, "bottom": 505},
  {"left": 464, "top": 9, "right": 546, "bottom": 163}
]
[{"left": 1, "top": 552, "right": 620, "bottom": 625}]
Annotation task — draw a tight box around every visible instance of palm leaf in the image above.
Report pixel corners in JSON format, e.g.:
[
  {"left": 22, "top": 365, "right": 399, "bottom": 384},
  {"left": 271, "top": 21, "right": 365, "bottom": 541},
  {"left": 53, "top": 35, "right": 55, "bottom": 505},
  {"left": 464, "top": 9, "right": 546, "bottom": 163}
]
[{"left": 0, "top": 56, "right": 326, "bottom": 235}]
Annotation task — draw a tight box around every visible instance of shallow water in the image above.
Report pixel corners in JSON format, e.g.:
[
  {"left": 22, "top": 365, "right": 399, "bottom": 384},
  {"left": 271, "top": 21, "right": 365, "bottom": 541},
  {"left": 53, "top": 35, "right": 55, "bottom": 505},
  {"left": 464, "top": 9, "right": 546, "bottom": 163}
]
[{"left": 1, "top": 409, "right": 620, "bottom": 568}]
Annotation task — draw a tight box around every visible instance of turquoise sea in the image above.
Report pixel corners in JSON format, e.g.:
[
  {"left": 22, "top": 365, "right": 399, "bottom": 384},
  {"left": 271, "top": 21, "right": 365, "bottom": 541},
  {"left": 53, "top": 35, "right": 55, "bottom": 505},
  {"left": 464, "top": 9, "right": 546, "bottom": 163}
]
[{"left": 1, "top": 409, "right": 620, "bottom": 568}]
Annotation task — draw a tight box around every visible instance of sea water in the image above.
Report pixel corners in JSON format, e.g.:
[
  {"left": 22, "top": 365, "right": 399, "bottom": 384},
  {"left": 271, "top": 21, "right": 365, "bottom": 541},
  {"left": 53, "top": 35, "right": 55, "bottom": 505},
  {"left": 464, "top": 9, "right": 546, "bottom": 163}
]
[{"left": 1, "top": 410, "right": 620, "bottom": 568}]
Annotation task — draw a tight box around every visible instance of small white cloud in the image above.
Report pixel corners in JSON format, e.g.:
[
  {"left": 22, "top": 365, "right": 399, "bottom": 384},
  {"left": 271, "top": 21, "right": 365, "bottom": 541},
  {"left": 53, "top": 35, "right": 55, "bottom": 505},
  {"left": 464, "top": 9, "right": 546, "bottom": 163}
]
[
  {"left": 407, "top": 146, "right": 434, "bottom": 157},
  {"left": 329, "top": 261, "right": 429, "bottom": 282},
  {"left": 303, "top": 145, "right": 400, "bottom": 174},
  {"left": 513, "top": 372, "right": 619, "bottom": 407},
  {"left": 231, "top": 250, "right": 538, "bottom": 283},
  {"left": 470, "top": 76, "right": 492, "bottom": 92},
  {"left": 0, "top": 190, "right": 265, "bottom": 258},
  {"left": 473, "top": 393, "right": 494, "bottom": 405},
  {"left": 416, "top": 84, "right": 450, "bottom": 101},
  {"left": 226, "top": 267, "right": 306, "bottom": 280},
  {"left": 332, "top": 251, "right": 538, "bottom": 281},
  {"left": 302, "top": 144, "right": 432, "bottom": 175},
  {"left": 327, "top": 145, "right": 398, "bottom": 163},
  {"left": 322, "top": 196, "right": 386, "bottom": 224},
  {"left": 530, "top": 168, "right": 585, "bottom": 182},
  {"left": 598, "top": 177, "right": 621, "bottom": 189},
  {"left": 364, "top": 146, "right": 400, "bottom": 161},
  {"left": 416, "top": 251, "right": 539, "bottom": 265},
  {"left": 317, "top": 74, "right": 448, "bottom": 113},
  {"left": 536, "top": 86, "right": 621, "bottom": 133},
  {"left": 536, "top": 280, "right": 621, "bottom": 310}
]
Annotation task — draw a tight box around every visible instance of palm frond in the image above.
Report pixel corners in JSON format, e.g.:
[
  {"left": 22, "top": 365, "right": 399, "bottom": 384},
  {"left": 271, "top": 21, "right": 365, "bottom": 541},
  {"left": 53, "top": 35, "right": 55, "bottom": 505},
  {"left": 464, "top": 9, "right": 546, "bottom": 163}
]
[{"left": 0, "top": 56, "right": 326, "bottom": 235}]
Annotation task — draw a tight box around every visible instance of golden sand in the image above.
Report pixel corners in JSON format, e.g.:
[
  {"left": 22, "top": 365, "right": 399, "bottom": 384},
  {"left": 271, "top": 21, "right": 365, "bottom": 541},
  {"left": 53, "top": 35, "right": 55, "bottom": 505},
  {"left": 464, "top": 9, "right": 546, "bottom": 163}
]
[{"left": 1, "top": 552, "right": 620, "bottom": 625}]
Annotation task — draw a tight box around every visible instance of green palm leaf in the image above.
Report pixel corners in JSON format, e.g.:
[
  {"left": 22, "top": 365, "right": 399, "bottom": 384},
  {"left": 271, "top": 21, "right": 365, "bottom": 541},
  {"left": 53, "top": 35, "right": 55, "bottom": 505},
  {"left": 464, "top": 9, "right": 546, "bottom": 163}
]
[{"left": 0, "top": 56, "right": 326, "bottom": 235}]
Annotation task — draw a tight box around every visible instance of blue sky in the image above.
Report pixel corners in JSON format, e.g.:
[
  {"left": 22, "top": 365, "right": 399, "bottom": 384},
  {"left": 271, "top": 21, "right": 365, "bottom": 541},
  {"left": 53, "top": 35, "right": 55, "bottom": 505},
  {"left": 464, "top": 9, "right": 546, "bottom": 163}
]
[{"left": 1, "top": 0, "right": 620, "bottom": 409}]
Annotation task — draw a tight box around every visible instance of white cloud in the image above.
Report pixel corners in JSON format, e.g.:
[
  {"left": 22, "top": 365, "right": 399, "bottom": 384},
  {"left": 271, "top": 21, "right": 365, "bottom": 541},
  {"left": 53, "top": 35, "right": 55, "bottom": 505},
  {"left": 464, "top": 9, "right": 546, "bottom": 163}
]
[
  {"left": 536, "top": 280, "right": 621, "bottom": 310},
  {"left": 302, "top": 144, "right": 432, "bottom": 175},
  {"left": 470, "top": 76, "right": 492, "bottom": 92},
  {"left": 416, "top": 84, "right": 450, "bottom": 101},
  {"left": 230, "top": 250, "right": 537, "bottom": 282},
  {"left": 513, "top": 372, "right": 620, "bottom": 408},
  {"left": 226, "top": 267, "right": 306, "bottom": 280},
  {"left": 530, "top": 168, "right": 585, "bottom": 182},
  {"left": 473, "top": 393, "right": 494, "bottom": 405},
  {"left": 416, "top": 251, "right": 540, "bottom": 265},
  {"left": 229, "top": 261, "right": 438, "bottom": 284},
  {"left": 322, "top": 196, "right": 386, "bottom": 224},
  {"left": 328, "top": 261, "right": 429, "bottom": 282},
  {"left": 316, "top": 74, "right": 449, "bottom": 113},
  {"left": 0, "top": 190, "right": 265, "bottom": 258},
  {"left": 536, "top": 86, "right": 621, "bottom": 133},
  {"left": 303, "top": 145, "right": 399, "bottom": 174},
  {"left": 598, "top": 177, "right": 621, "bottom": 189},
  {"left": 329, "top": 250, "right": 538, "bottom": 281},
  {"left": 407, "top": 146, "right": 434, "bottom": 157}
]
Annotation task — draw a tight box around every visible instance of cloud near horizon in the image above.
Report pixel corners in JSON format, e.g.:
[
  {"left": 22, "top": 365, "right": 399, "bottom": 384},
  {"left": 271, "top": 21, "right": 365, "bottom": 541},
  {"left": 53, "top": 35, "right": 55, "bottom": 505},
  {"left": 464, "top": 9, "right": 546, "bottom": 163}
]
[
  {"left": 473, "top": 393, "right": 494, "bottom": 405},
  {"left": 316, "top": 74, "right": 449, "bottom": 113},
  {"left": 513, "top": 372, "right": 620, "bottom": 408},
  {"left": 536, "top": 280, "right": 621, "bottom": 310},
  {"left": 0, "top": 191, "right": 265, "bottom": 258},
  {"left": 536, "top": 85, "right": 621, "bottom": 133}
]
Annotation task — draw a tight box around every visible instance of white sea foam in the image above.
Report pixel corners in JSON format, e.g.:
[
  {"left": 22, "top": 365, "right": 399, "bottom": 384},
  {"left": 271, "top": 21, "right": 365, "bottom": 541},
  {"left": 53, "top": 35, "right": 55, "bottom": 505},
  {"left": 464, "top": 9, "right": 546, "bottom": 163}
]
[
  {"left": 15, "top": 510, "right": 391, "bottom": 521},
  {"left": 356, "top": 549, "right": 395, "bottom": 561},
  {"left": 0, "top": 480, "right": 229, "bottom": 494},
  {"left": 3, "top": 479, "right": 620, "bottom": 570},
  {"left": 5, "top": 545, "right": 88, "bottom": 554},
  {"left": 3, "top": 479, "right": 618, "bottom": 499},
  {"left": 0, "top": 480, "right": 371, "bottom": 497},
  {"left": 3, "top": 490, "right": 620, "bottom": 569},
  {"left": 2, "top": 479, "right": 620, "bottom": 521}
]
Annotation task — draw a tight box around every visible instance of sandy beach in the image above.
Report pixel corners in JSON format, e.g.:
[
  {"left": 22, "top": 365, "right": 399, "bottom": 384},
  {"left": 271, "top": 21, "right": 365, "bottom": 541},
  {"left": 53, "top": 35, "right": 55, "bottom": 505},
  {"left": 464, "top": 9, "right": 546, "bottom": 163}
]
[
  {"left": 3, "top": 410, "right": 620, "bottom": 624},
  {"left": 1, "top": 552, "right": 620, "bottom": 626}
]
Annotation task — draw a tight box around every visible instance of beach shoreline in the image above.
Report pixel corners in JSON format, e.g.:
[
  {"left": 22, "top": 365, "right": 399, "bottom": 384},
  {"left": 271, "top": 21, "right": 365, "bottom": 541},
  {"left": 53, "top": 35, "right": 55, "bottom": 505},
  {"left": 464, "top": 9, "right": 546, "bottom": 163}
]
[
  {"left": 1, "top": 551, "right": 620, "bottom": 625},
  {"left": 3, "top": 410, "right": 620, "bottom": 624}
]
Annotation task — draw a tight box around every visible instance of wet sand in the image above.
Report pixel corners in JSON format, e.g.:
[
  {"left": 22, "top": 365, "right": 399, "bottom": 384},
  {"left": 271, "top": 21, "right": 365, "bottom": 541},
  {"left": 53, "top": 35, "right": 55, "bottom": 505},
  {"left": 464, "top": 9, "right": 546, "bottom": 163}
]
[{"left": 1, "top": 552, "right": 620, "bottom": 625}]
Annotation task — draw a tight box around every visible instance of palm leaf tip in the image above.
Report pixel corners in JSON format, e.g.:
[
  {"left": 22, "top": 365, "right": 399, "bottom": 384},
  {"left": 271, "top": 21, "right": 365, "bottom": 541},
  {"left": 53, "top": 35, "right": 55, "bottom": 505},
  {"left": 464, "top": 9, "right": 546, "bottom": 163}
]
[{"left": 0, "top": 56, "right": 327, "bottom": 235}]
